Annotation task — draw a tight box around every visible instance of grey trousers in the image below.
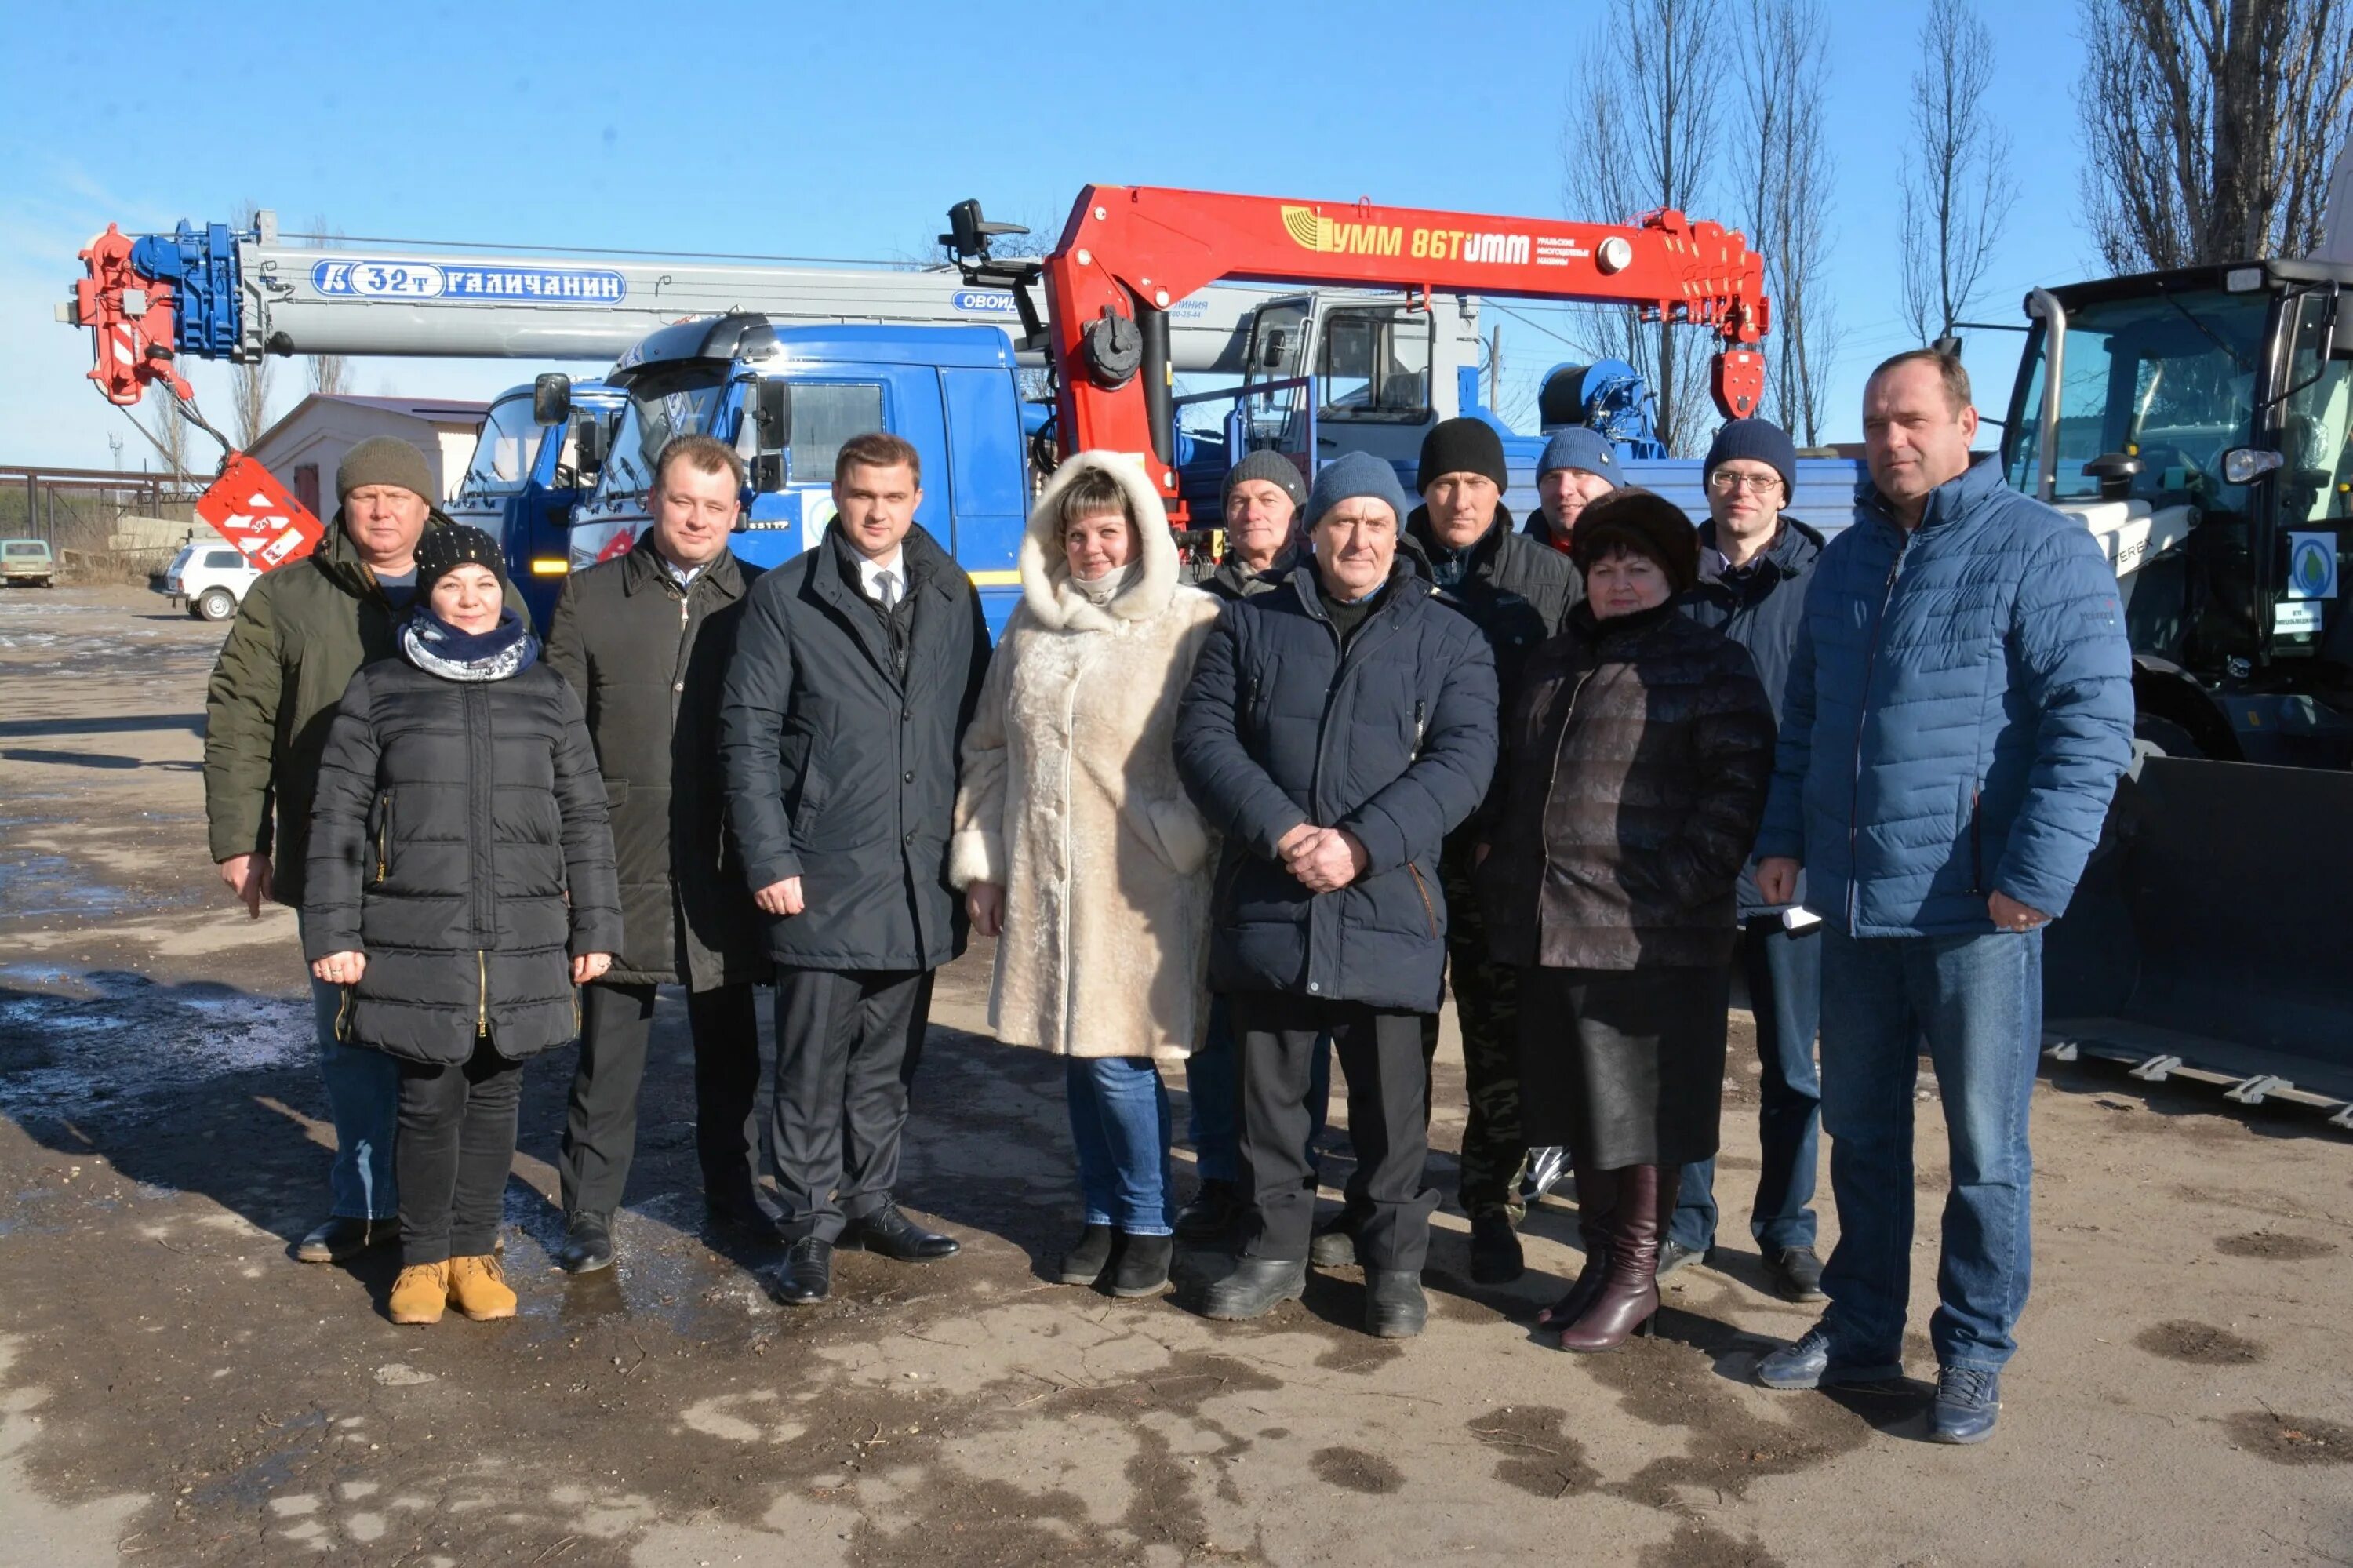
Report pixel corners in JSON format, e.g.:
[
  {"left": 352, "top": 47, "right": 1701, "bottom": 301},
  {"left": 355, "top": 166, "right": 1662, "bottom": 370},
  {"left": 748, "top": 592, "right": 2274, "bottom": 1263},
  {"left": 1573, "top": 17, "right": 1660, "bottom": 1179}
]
[{"left": 769, "top": 966, "right": 935, "bottom": 1242}]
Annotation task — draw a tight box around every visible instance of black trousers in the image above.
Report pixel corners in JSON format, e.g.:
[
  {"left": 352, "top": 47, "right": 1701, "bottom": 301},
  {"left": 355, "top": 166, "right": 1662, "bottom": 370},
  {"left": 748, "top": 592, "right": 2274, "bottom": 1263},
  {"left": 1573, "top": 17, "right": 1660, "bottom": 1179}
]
[
  {"left": 1232, "top": 992, "right": 1439, "bottom": 1271},
  {"left": 558, "top": 980, "right": 762, "bottom": 1222},
  {"left": 396, "top": 1040, "right": 523, "bottom": 1266},
  {"left": 770, "top": 966, "right": 935, "bottom": 1242}
]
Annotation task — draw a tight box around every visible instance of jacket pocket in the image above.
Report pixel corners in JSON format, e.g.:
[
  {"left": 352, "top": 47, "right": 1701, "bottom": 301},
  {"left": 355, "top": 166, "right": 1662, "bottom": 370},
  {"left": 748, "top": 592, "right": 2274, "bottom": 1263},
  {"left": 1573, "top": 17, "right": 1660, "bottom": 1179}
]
[
  {"left": 372, "top": 791, "right": 393, "bottom": 884},
  {"left": 1968, "top": 784, "right": 1984, "bottom": 894},
  {"left": 1407, "top": 861, "right": 1440, "bottom": 938}
]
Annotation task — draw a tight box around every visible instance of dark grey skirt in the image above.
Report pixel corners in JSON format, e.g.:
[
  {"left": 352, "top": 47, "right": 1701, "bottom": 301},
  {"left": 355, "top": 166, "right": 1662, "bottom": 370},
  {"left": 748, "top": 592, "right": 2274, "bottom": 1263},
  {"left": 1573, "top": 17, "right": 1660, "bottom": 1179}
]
[{"left": 1515, "top": 965, "right": 1730, "bottom": 1170}]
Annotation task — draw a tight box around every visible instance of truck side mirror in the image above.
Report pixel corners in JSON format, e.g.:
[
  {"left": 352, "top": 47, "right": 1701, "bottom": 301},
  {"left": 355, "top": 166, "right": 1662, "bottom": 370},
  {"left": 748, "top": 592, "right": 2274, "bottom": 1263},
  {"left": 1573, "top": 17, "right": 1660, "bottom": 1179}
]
[
  {"left": 755, "top": 379, "right": 792, "bottom": 452},
  {"left": 750, "top": 451, "right": 789, "bottom": 493},
  {"left": 569, "top": 412, "right": 606, "bottom": 476},
  {"left": 533, "top": 372, "right": 572, "bottom": 427}
]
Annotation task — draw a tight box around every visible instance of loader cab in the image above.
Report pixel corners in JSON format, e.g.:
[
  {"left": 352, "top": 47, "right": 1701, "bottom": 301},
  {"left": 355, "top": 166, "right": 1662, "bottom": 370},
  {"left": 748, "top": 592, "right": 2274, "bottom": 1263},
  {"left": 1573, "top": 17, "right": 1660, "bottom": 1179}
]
[
  {"left": 449, "top": 378, "right": 624, "bottom": 626},
  {"left": 1229, "top": 293, "right": 1478, "bottom": 466},
  {"left": 569, "top": 313, "right": 1032, "bottom": 634},
  {"left": 2002, "top": 262, "right": 2353, "bottom": 766}
]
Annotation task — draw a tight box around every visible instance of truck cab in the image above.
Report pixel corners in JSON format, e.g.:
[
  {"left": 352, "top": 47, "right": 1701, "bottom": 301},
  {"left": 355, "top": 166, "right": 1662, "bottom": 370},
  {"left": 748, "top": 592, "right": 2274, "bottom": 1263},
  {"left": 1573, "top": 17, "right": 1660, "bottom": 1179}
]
[
  {"left": 446, "top": 379, "right": 625, "bottom": 627},
  {"left": 562, "top": 315, "right": 1032, "bottom": 634},
  {"left": 2001, "top": 261, "right": 2353, "bottom": 765}
]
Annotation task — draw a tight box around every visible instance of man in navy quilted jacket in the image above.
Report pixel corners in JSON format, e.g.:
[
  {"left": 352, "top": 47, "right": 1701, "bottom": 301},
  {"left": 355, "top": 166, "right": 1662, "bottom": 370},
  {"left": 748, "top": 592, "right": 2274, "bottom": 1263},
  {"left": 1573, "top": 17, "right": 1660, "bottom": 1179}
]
[{"left": 1749, "top": 348, "right": 2133, "bottom": 1445}]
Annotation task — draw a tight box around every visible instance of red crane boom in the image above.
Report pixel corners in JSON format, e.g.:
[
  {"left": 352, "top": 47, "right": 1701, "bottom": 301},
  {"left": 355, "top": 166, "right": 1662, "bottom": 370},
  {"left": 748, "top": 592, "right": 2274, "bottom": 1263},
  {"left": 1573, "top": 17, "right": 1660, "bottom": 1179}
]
[{"left": 1038, "top": 184, "right": 1772, "bottom": 500}]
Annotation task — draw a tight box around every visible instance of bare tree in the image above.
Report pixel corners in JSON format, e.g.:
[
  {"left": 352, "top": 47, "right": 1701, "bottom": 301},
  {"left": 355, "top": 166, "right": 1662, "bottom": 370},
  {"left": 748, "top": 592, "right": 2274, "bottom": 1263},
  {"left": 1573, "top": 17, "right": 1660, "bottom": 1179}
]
[
  {"left": 2078, "top": 0, "right": 2353, "bottom": 270},
  {"left": 1561, "top": 0, "right": 1724, "bottom": 455},
  {"left": 135, "top": 393, "right": 192, "bottom": 484},
  {"left": 304, "top": 214, "right": 353, "bottom": 398},
  {"left": 1898, "top": 0, "right": 2014, "bottom": 344},
  {"left": 1737, "top": 0, "right": 1842, "bottom": 443},
  {"left": 229, "top": 202, "right": 278, "bottom": 446}
]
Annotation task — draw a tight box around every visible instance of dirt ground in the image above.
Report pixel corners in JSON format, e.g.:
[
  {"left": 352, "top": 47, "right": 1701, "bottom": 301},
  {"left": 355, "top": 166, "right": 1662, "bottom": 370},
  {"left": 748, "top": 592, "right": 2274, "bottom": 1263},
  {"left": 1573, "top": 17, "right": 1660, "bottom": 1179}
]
[{"left": 2, "top": 584, "right": 2349, "bottom": 1568}]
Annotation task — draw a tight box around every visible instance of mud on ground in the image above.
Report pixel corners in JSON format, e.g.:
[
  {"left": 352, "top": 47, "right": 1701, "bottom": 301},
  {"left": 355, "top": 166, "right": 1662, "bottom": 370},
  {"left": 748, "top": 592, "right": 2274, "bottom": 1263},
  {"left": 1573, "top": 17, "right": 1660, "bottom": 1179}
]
[{"left": 2, "top": 587, "right": 2351, "bottom": 1566}]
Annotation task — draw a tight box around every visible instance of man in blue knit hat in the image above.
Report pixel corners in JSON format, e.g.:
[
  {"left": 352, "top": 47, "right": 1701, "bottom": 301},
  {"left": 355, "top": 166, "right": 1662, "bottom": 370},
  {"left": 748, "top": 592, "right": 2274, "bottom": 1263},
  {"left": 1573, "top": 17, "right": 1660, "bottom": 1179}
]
[
  {"left": 1176, "top": 451, "right": 1497, "bottom": 1340},
  {"left": 1660, "top": 417, "right": 1832, "bottom": 1304}
]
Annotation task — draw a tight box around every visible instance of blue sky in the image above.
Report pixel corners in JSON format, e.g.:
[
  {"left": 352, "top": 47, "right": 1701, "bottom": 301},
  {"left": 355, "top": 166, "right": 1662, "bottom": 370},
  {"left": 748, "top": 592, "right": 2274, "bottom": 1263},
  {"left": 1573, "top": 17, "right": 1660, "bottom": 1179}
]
[{"left": 0, "top": 0, "right": 2093, "bottom": 471}]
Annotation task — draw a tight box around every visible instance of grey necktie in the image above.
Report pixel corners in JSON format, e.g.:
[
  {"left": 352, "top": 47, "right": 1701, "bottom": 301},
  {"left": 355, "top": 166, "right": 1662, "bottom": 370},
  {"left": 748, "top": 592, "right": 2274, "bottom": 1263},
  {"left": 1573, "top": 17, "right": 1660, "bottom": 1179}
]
[{"left": 873, "top": 569, "right": 899, "bottom": 610}]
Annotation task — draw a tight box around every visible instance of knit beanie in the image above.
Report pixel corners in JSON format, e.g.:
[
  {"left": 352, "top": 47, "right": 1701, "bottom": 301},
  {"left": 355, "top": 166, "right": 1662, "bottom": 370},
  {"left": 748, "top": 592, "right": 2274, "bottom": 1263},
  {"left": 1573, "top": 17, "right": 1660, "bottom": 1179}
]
[
  {"left": 1569, "top": 488, "right": 1700, "bottom": 595},
  {"left": 1305, "top": 451, "right": 1411, "bottom": 528},
  {"left": 1537, "top": 427, "right": 1621, "bottom": 487},
  {"left": 412, "top": 523, "right": 504, "bottom": 596},
  {"left": 1702, "top": 418, "right": 1798, "bottom": 497},
  {"left": 336, "top": 435, "right": 437, "bottom": 502},
  {"left": 1220, "top": 449, "right": 1310, "bottom": 514},
  {"left": 1414, "top": 417, "right": 1509, "bottom": 492}
]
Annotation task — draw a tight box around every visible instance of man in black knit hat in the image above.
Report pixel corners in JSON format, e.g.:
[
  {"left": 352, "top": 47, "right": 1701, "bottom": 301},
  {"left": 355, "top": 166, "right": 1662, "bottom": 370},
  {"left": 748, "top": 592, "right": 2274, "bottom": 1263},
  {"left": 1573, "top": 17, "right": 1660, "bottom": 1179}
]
[{"left": 1365, "top": 417, "right": 1577, "bottom": 1286}]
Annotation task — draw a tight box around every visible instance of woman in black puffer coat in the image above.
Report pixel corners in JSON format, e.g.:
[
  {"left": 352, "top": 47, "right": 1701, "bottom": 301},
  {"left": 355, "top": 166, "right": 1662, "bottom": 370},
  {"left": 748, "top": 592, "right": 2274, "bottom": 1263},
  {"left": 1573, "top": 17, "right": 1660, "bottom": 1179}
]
[
  {"left": 305, "top": 525, "right": 621, "bottom": 1327},
  {"left": 1477, "top": 490, "right": 1774, "bottom": 1354}
]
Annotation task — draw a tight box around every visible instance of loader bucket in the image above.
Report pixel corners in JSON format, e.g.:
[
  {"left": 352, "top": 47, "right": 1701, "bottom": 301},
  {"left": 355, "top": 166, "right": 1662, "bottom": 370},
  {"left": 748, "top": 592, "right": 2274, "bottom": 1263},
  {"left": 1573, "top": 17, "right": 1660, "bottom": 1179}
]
[{"left": 2044, "top": 754, "right": 2353, "bottom": 1126}]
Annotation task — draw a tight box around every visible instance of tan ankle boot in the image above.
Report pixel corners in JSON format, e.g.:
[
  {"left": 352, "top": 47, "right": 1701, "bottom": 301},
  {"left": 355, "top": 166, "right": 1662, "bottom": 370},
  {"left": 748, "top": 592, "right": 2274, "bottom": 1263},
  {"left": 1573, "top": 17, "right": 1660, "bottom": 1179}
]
[
  {"left": 446, "top": 1254, "right": 517, "bottom": 1321},
  {"left": 389, "top": 1261, "right": 449, "bottom": 1325}
]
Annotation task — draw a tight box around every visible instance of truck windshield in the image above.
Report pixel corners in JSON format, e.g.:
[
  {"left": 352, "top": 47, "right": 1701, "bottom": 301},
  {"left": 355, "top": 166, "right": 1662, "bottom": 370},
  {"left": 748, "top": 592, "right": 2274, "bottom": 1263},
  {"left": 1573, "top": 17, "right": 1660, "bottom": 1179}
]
[
  {"left": 2006, "top": 287, "right": 2268, "bottom": 509},
  {"left": 460, "top": 397, "right": 543, "bottom": 497},
  {"left": 599, "top": 366, "right": 731, "bottom": 501}
]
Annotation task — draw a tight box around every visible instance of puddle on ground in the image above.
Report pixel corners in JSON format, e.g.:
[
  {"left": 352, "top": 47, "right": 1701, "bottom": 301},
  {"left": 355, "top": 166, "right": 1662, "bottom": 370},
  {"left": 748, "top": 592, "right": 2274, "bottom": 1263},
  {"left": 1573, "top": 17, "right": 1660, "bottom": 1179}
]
[
  {"left": 2224, "top": 1411, "right": 2353, "bottom": 1466},
  {"left": 2135, "top": 1320, "right": 2265, "bottom": 1366},
  {"left": 2214, "top": 1231, "right": 2337, "bottom": 1261},
  {"left": 0, "top": 980, "right": 314, "bottom": 1118}
]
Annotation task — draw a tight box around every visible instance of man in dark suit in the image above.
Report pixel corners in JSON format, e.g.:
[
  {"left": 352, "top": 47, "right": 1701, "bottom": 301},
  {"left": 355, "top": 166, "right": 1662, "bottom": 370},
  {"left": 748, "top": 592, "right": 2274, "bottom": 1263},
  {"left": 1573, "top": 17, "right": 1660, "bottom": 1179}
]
[{"left": 721, "top": 431, "right": 991, "bottom": 1305}]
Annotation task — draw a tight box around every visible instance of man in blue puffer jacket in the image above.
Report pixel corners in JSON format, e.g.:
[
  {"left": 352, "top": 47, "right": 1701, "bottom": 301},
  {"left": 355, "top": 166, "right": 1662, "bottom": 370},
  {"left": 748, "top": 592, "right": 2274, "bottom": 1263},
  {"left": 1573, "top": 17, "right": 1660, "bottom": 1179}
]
[
  {"left": 1176, "top": 452, "right": 1497, "bottom": 1341},
  {"left": 1750, "top": 350, "right": 2133, "bottom": 1445}
]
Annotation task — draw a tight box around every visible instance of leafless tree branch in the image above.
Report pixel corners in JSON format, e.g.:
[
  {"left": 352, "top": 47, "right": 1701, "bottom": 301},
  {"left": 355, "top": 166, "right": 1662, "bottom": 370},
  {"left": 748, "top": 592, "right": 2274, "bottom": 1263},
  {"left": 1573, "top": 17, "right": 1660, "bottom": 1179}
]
[
  {"left": 229, "top": 201, "right": 277, "bottom": 447},
  {"left": 1899, "top": 0, "right": 2015, "bottom": 343},
  {"left": 2078, "top": 0, "right": 2353, "bottom": 271},
  {"left": 1562, "top": 0, "right": 1723, "bottom": 455},
  {"left": 1738, "top": 0, "right": 1842, "bottom": 443}
]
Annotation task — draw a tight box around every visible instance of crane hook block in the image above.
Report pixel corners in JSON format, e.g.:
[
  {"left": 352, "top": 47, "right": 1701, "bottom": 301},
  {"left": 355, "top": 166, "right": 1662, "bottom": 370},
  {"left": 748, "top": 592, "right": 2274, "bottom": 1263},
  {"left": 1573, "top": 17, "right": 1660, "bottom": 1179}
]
[
  {"left": 1711, "top": 349, "right": 1766, "bottom": 421},
  {"left": 1082, "top": 307, "right": 1143, "bottom": 391}
]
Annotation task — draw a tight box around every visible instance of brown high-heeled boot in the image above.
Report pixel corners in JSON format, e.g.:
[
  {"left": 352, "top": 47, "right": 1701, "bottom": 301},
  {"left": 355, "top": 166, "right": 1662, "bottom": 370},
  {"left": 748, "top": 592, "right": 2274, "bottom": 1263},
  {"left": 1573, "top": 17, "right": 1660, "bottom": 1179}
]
[
  {"left": 1556, "top": 1165, "right": 1666, "bottom": 1353},
  {"left": 1536, "top": 1163, "right": 1617, "bottom": 1328}
]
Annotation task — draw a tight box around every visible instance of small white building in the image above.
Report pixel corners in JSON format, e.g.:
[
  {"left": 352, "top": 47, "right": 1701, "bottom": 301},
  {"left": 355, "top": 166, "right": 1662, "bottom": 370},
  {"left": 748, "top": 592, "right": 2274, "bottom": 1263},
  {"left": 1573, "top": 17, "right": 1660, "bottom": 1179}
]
[{"left": 247, "top": 395, "right": 489, "bottom": 517}]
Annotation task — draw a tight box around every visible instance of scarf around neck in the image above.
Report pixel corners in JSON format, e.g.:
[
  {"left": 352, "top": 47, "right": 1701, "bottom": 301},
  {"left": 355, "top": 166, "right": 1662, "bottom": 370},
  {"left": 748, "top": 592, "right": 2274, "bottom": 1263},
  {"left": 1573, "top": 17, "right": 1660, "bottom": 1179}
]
[
  {"left": 1070, "top": 562, "right": 1140, "bottom": 606},
  {"left": 401, "top": 606, "right": 540, "bottom": 682}
]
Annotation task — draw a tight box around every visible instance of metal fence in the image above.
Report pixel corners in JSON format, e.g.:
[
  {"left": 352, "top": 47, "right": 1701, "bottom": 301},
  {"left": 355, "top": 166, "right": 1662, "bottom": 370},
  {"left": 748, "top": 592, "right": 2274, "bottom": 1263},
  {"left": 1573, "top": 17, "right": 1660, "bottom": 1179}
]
[{"left": 0, "top": 465, "right": 202, "bottom": 553}]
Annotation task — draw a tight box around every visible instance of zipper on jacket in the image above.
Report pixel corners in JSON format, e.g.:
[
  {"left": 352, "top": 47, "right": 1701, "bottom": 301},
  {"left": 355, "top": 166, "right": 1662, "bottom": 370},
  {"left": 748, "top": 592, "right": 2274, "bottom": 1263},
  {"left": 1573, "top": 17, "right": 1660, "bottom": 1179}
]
[
  {"left": 1537, "top": 669, "right": 1601, "bottom": 834},
  {"left": 1407, "top": 861, "right": 1438, "bottom": 937},
  {"left": 477, "top": 949, "right": 489, "bottom": 1038},
  {"left": 1413, "top": 698, "right": 1427, "bottom": 756},
  {"left": 1845, "top": 530, "right": 1913, "bottom": 930},
  {"left": 373, "top": 791, "right": 392, "bottom": 882},
  {"left": 1969, "top": 786, "right": 1984, "bottom": 894}
]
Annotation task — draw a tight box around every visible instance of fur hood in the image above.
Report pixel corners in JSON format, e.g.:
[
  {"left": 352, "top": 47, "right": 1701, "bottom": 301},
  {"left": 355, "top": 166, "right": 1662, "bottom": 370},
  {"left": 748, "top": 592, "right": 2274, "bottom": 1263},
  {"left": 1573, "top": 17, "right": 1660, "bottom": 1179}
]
[{"left": 1020, "top": 453, "right": 1183, "bottom": 633}]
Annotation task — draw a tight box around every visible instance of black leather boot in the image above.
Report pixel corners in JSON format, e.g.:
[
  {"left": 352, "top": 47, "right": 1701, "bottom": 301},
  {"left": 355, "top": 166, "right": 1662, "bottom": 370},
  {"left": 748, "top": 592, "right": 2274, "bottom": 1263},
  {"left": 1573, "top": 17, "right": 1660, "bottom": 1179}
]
[
  {"left": 1365, "top": 1270, "right": 1429, "bottom": 1338},
  {"left": 1202, "top": 1256, "right": 1307, "bottom": 1319},
  {"left": 1174, "top": 1180, "right": 1243, "bottom": 1245},
  {"left": 1468, "top": 1212, "right": 1525, "bottom": 1284}
]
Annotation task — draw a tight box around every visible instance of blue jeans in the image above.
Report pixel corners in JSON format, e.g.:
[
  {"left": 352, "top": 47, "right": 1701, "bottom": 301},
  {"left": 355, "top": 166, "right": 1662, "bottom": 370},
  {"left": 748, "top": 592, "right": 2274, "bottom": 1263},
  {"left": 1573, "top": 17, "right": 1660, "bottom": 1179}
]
[
  {"left": 1817, "top": 926, "right": 2043, "bottom": 1374},
  {"left": 307, "top": 972, "right": 402, "bottom": 1221},
  {"left": 1067, "top": 1057, "right": 1176, "bottom": 1235},
  {"left": 1184, "top": 995, "right": 1329, "bottom": 1185},
  {"left": 1671, "top": 919, "right": 1822, "bottom": 1253}
]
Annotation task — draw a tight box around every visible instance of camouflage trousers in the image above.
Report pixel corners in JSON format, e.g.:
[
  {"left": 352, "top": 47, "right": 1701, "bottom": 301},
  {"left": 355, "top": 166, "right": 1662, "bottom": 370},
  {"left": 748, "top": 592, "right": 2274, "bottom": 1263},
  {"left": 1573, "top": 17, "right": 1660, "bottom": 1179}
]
[{"left": 1420, "top": 838, "right": 1526, "bottom": 1222}]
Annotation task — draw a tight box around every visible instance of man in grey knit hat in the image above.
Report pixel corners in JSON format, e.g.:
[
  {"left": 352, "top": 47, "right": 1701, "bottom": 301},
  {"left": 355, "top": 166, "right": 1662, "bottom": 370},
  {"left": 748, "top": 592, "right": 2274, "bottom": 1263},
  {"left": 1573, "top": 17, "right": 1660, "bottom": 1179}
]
[
  {"left": 205, "top": 435, "right": 526, "bottom": 1264},
  {"left": 1190, "top": 449, "right": 1311, "bottom": 602}
]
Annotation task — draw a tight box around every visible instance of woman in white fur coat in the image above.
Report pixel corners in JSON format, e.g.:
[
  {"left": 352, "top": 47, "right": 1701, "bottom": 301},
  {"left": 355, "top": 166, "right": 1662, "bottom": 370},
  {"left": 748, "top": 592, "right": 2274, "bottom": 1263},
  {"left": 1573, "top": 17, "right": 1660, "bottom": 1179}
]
[{"left": 951, "top": 452, "right": 1222, "bottom": 1298}]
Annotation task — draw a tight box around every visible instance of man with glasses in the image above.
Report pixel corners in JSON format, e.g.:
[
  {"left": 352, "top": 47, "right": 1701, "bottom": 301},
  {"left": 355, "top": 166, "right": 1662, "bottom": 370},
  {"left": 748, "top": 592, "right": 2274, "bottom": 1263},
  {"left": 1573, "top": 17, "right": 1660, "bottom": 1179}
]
[{"left": 1661, "top": 419, "right": 1831, "bottom": 1304}]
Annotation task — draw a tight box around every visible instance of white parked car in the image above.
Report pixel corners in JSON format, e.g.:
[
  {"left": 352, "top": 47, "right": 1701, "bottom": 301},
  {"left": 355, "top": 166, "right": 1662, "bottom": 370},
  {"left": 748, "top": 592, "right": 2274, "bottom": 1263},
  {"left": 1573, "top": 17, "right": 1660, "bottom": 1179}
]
[{"left": 162, "top": 543, "right": 262, "bottom": 622}]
